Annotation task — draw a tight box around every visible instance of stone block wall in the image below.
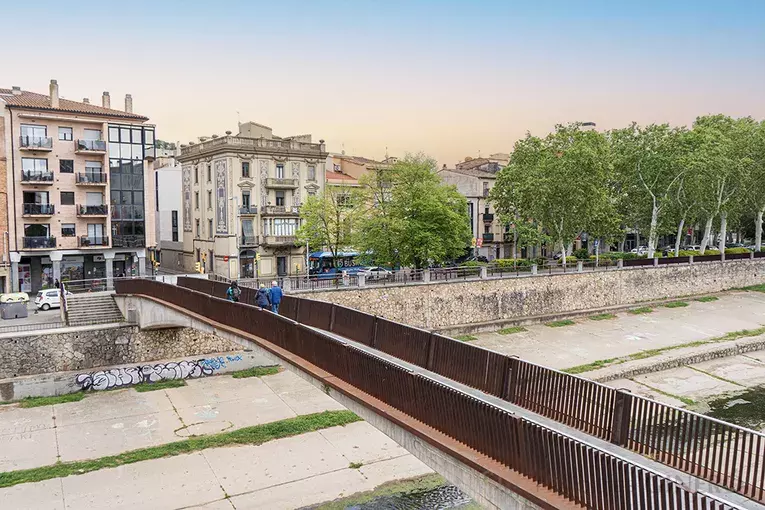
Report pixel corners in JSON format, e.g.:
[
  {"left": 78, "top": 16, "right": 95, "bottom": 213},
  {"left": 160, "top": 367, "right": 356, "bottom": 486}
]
[
  {"left": 0, "top": 325, "right": 240, "bottom": 379},
  {"left": 306, "top": 260, "right": 765, "bottom": 329}
]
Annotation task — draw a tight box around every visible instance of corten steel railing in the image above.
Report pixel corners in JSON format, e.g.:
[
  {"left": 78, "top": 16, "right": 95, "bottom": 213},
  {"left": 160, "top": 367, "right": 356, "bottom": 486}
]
[
  {"left": 117, "top": 278, "right": 743, "bottom": 510},
  {"left": 174, "top": 277, "right": 765, "bottom": 505}
]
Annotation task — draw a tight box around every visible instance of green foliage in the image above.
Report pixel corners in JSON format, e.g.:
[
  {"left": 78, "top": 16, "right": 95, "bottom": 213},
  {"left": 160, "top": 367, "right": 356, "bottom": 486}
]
[
  {"left": 725, "top": 247, "right": 751, "bottom": 254},
  {"left": 133, "top": 380, "right": 186, "bottom": 392},
  {"left": 493, "top": 258, "right": 544, "bottom": 268},
  {"left": 696, "top": 296, "right": 719, "bottom": 302},
  {"left": 297, "top": 185, "right": 360, "bottom": 261},
  {"left": 677, "top": 249, "right": 720, "bottom": 256},
  {"left": 560, "top": 256, "right": 577, "bottom": 265},
  {"left": 454, "top": 334, "right": 478, "bottom": 342},
  {"left": 546, "top": 319, "right": 576, "bottom": 327},
  {"left": 231, "top": 366, "right": 281, "bottom": 378},
  {"left": 589, "top": 313, "right": 617, "bottom": 321},
  {"left": 573, "top": 248, "right": 590, "bottom": 259},
  {"left": 463, "top": 260, "right": 487, "bottom": 267},
  {"left": 663, "top": 301, "right": 689, "bottom": 308},
  {"left": 497, "top": 326, "right": 527, "bottom": 335},
  {"left": 628, "top": 307, "right": 654, "bottom": 315},
  {"left": 18, "top": 393, "right": 86, "bottom": 408}
]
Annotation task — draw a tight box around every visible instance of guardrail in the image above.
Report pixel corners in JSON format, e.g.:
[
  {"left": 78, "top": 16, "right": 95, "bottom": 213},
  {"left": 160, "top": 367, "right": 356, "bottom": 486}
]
[
  {"left": 174, "top": 276, "right": 765, "bottom": 505},
  {"left": 118, "top": 278, "right": 745, "bottom": 509}
]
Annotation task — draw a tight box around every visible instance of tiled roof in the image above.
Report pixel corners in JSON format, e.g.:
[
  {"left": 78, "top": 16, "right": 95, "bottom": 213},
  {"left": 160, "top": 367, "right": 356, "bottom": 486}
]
[
  {"left": 441, "top": 166, "right": 497, "bottom": 179},
  {"left": 326, "top": 170, "right": 357, "bottom": 181},
  {"left": 0, "top": 89, "right": 148, "bottom": 120}
]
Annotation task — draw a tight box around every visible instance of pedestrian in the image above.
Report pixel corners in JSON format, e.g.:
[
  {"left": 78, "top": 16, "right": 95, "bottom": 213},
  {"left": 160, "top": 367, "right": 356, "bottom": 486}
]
[
  {"left": 226, "top": 281, "right": 241, "bottom": 302},
  {"left": 256, "top": 283, "right": 271, "bottom": 310},
  {"left": 54, "top": 279, "right": 60, "bottom": 289},
  {"left": 269, "top": 280, "right": 283, "bottom": 314}
]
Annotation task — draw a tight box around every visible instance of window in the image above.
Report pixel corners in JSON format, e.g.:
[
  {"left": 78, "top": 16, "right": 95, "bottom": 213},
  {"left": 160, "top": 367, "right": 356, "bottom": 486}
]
[
  {"left": 60, "top": 159, "right": 74, "bottom": 173},
  {"left": 484, "top": 224, "right": 491, "bottom": 234},
  {"left": 275, "top": 191, "right": 285, "bottom": 206},
  {"left": 196, "top": 248, "right": 200, "bottom": 262},
  {"left": 276, "top": 164, "right": 284, "bottom": 179},
  {"left": 83, "top": 129, "right": 101, "bottom": 141},
  {"left": 88, "top": 224, "right": 105, "bottom": 239},
  {"left": 207, "top": 164, "right": 211, "bottom": 182},
  {"left": 85, "top": 161, "right": 102, "bottom": 179},
  {"left": 195, "top": 219, "right": 200, "bottom": 237},
  {"left": 62, "top": 224, "right": 75, "bottom": 237},
  {"left": 207, "top": 190, "right": 212, "bottom": 210},
  {"left": 484, "top": 206, "right": 489, "bottom": 215},
  {"left": 21, "top": 124, "right": 47, "bottom": 138},
  {"left": 483, "top": 181, "right": 489, "bottom": 197},
  {"left": 58, "top": 127, "right": 73, "bottom": 141},
  {"left": 308, "top": 190, "right": 316, "bottom": 196},
  {"left": 195, "top": 166, "right": 199, "bottom": 184},
  {"left": 337, "top": 194, "right": 351, "bottom": 208},
  {"left": 271, "top": 218, "right": 298, "bottom": 236},
  {"left": 242, "top": 161, "right": 250, "bottom": 178},
  {"left": 171, "top": 211, "right": 178, "bottom": 242},
  {"left": 60, "top": 192, "right": 75, "bottom": 205},
  {"left": 108, "top": 124, "right": 147, "bottom": 246},
  {"left": 22, "top": 158, "right": 48, "bottom": 173},
  {"left": 195, "top": 192, "right": 199, "bottom": 210},
  {"left": 208, "top": 219, "right": 213, "bottom": 239},
  {"left": 307, "top": 165, "right": 316, "bottom": 181},
  {"left": 242, "top": 192, "right": 250, "bottom": 209},
  {"left": 86, "top": 192, "right": 103, "bottom": 205}
]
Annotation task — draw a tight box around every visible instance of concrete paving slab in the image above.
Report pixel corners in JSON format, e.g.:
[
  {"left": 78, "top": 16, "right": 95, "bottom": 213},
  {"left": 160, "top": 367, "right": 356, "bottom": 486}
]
[
  {"left": 57, "top": 410, "right": 183, "bottom": 461},
  {"left": 359, "top": 454, "right": 433, "bottom": 487},
  {"left": 0, "top": 478, "right": 64, "bottom": 510},
  {"left": 604, "top": 379, "right": 689, "bottom": 408},
  {"left": 0, "top": 427, "right": 58, "bottom": 470},
  {"left": 276, "top": 387, "right": 347, "bottom": 415},
  {"left": 319, "top": 421, "right": 408, "bottom": 464},
  {"left": 742, "top": 350, "right": 765, "bottom": 364},
  {"left": 260, "top": 369, "right": 316, "bottom": 394},
  {"left": 633, "top": 366, "right": 743, "bottom": 400},
  {"left": 165, "top": 375, "right": 274, "bottom": 409},
  {"left": 186, "top": 499, "right": 236, "bottom": 509},
  {"left": 0, "top": 404, "right": 54, "bottom": 435},
  {"left": 203, "top": 431, "right": 348, "bottom": 495},
  {"left": 691, "top": 355, "right": 765, "bottom": 387},
  {"left": 62, "top": 452, "right": 224, "bottom": 510},
  {"left": 230, "top": 467, "right": 371, "bottom": 510},
  {"left": 175, "top": 396, "right": 296, "bottom": 435},
  {"left": 53, "top": 388, "right": 173, "bottom": 427}
]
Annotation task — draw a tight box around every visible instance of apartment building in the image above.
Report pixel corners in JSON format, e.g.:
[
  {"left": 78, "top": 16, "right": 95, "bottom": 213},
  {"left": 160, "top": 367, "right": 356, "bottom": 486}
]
[
  {"left": 176, "top": 122, "right": 327, "bottom": 279},
  {"left": 153, "top": 156, "right": 183, "bottom": 271},
  {"left": 0, "top": 80, "right": 156, "bottom": 292}
]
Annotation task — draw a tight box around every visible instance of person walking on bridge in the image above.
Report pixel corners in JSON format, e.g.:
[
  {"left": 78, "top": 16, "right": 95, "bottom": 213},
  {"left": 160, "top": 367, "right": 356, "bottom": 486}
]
[
  {"left": 226, "top": 281, "right": 241, "bottom": 302},
  {"left": 269, "top": 281, "right": 283, "bottom": 314},
  {"left": 256, "top": 283, "right": 271, "bottom": 310}
]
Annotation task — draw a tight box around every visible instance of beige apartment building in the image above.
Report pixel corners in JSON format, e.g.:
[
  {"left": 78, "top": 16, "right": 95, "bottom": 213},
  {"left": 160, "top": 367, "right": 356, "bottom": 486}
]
[
  {"left": 176, "top": 122, "right": 327, "bottom": 279},
  {"left": 0, "top": 80, "right": 157, "bottom": 292}
]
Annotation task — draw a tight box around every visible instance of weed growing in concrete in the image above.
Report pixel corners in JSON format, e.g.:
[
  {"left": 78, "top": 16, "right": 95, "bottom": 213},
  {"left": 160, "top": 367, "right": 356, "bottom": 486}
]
[
  {"left": 663, "top": 301, "right": 689, "bottom": 308},
  {"left": 133, "top": 380, "right": 186, "bottom": 392},
  {"left": 0, "top": 410, "right": 361, "bottom": 489},
  {"left": 628, "top": 307, "right": 654, "bottom": 315},
  {"left": 743, "top": 284, "right": 765, "bottom": 293},
  {"left": 454, "top": 334, "right": 478, "bottom": 342},
  {"left": 545, "top": 320, "right": 575, "bottom": 328},
  {"left": 632, "top": 380, "right": 696, "bottom": 407},
  {"left": 231, "top": 366, "right": 280, "bottom": 379},
  {"left": 17, "top": 393, "right": 86, "bottom": 408},
  {"left": 695, "top": 296, "right": 719, "bottom": 302},
  {"left": 348, "top": 462, "right": 363, "bottom": 469},
  {"left": 563, "top": 359, "right": 618, "bottom": 375},
  {"left": 589, "top": 313, "right": 617, "bottom": 321},
  {"left": 497, "top": 326, "right": 526, "bottom": 335}
]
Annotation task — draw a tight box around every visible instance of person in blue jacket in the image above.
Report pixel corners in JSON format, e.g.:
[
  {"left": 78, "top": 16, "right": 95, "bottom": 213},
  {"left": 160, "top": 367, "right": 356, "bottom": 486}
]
[
  {"left": 269, "top": 280, "right": 283, "bottom": 314},
  {"left": 255, "top": 283, "right": 271, "bottom": 310}
]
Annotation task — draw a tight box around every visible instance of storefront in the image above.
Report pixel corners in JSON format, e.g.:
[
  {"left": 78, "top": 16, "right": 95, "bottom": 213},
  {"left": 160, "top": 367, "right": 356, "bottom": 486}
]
[{"left": 18, "top": 254, "right": 106, "bottom": 292}]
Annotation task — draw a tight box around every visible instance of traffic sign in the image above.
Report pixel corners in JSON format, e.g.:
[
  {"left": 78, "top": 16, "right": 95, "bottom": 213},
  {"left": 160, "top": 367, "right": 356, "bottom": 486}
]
[
  {"left": 223, "top": 256, "right": 229, "bottom": 262},
  {"left": 594, "top": 240, "right": 599, "bottom": 248},
  {"left": 476, "top": 238, "right": 483, "bottom": 248},
  {"left": 471, "top": 238, "right": 477, "bottom": 248}
]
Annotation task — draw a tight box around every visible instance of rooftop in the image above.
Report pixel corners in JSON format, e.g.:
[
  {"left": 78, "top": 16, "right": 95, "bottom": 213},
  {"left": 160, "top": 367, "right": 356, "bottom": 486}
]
[{"left": 0, "top": 87, "right": 148, "bottom": 121}]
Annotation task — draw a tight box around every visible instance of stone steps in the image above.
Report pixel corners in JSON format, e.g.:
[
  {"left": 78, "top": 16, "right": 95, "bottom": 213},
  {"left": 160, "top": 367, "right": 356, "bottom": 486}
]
[{"left": 66, "top": 293, "right": 125, "bottom": 325}]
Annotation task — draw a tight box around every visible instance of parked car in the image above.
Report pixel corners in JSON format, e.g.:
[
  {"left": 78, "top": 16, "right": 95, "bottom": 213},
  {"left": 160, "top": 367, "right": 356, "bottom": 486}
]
[
  {"left": 34, "top": 288, "right": 72, "bottom": 311},
  {"left": 0, "top": 292, "right": 29, "bottom": 303},
  {"left": 684, "top": 245, "right": 702, "bottom": 252},
  {"left": 630, "top": 246, "right": 648, "bottom": 255},
  {"left": 362, "top": 266, "right": 393, "bottom": 280}
]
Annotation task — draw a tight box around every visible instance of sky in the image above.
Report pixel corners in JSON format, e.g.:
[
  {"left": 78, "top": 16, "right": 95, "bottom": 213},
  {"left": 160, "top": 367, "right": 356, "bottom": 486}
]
[{"left": 3, "top": 0, "right": 764, "bottom": 165}]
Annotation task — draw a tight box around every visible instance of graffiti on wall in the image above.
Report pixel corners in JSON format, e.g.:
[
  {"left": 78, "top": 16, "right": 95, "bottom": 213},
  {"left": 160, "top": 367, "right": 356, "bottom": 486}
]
[{"left": 75, "top": 355, "right": 243, "bottom": 391}]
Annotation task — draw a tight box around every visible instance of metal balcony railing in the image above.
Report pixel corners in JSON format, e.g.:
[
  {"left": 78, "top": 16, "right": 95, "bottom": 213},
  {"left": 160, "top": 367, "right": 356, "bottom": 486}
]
[
  {"left": 78, "top": 204, "right": 108, "bottom": 216},
  {"left": 23, "top": 203, "right": 55, "bottom": 215},
  {"left": 19, "top": 136, "right": 53, "bottom": 150},
  {"left": 112, "top": 235, "right": 145, "bottom": 248},
  {"left": 265, "top": 177, "right": 298, "bottom": 188},
  {"left": 262, "top": 205, "right": 300, "bottom": 215},
  {"left": 482, "top": 233, "right": 495, "bottom": 242},
  {"left": 483, "top": 213, "right": 494, "bottom": 222},
  {"left": 23, "top": 236, "right": 56, "bottom": 249},
  {"left": 75, "top": 139, "right": 107, "bottom": 152},
  {"left": 240, "top": 235, "right": 258, "bottom": 246},
  {"left": 21, "top": 170, "right": 54, "bottom": 183},
  {"left": 78, "top": 236, "right": 109, "bottom": 247},
  {"left": 76, "top": 172, "right": 107, "bottom": 184},
  {"left": 239, "top": 205, "right": 258, "bottom": 215}
]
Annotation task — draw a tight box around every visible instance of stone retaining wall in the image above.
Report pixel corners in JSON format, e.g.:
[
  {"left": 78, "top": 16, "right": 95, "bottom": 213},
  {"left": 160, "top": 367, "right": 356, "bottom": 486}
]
[
  {"left": 307, "top": 260, "right": 765, "bottom": 329},
  {"left": 0, "top": 325, "right": 240, "bottom": 379}
]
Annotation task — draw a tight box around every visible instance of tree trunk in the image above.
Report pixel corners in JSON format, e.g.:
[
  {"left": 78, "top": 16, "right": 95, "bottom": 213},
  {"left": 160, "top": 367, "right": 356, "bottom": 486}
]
[
  {"left": 647, "top": 205, "right": 659, "bottom": 258},
  {"left": 619, "top": 237, "right": 625, "bottom": 253},
  {"left": 756, "top": 210, "right": 763, "bottom": 252},
  {"left": 635, "top": 226, "right": 640, "bottom": 252},
  {"left": 700, "top": 217, "right": 714, "bottom": 254},
  {"left": 718, "top": 212, "right": 727, "bottom": 254},
  {"left": 560, "top": 238, "right": 567, "bottom": 269},
  {"left": 674, "top": 218, "right": 685, "bottom": 257}
]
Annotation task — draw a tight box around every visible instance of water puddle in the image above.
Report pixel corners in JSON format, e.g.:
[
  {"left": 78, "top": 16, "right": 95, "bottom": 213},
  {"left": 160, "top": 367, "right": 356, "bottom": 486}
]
[
  {"left": 342, "top": 484, "right": 474, "bottom": 509},
  {"left": 705, "top": 385, "right": 765, "bottom": 430}
]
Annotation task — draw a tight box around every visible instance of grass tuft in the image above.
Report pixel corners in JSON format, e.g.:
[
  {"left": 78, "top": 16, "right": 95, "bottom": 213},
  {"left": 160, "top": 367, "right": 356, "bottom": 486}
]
[
  {"left": 628, "top": 307, "right": 654, "bottom": 315},
  {"left": 454, "top": 334, "right": 478, "bottom": 342},
  {"left": 743, "top": 285, "right": 765, "bottom": 293},
  {"left": 589, "top": 313, "right": 617, "bottom": 321},
  {"left": 348, "top": 462, "right": 363, "bottom": 469},
  {"left": 497, "top": 326, "right": 527, "bottom": 335},
  {"left": 18, "top": 393, "right": 86, "bottom": 408},
  {"left": 0, "top": 410, "right": 360, "bottom": 489},
  {"left": 545, "top": 320, "right": 575, "bottom": 328},
  {"left": 633, "top": 380, "right": 696, "bottom": 407},
  {"left": 695, "top": 296, "right": 719, "bottom": 302},
  {"left": 133, "top": 379, "right": 187, "bottom": 392},
  {"left": 231, "top": 366, "right": 281, "bottom": 379},
  {"left": 563, "top": 359, "right": 618, "bottom": 375},
  {"left": 663, "top": 301, "right": 689, "bottom": 308}
]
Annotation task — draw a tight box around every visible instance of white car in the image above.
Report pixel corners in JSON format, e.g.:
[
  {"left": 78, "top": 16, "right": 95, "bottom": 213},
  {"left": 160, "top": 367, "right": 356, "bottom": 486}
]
[
  {"left": 34, "top": 289, "right": 72, "bottom": 311},
  {"left": 630, "top": 246, "right": 648, "bottom": 255},
  {"left": 362, "top": 266, "right": 393, "bottom": 280}
]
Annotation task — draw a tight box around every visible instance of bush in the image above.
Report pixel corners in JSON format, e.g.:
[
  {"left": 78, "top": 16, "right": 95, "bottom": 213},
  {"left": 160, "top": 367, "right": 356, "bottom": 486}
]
[
  {"left": 599, "top": 251, "right": 638, "bottom": 260},
  {"left": 573, "top": 248, "right": 590, "bottom": 260},
  {"left": 589, "top": 255, "right": 616, "bottom": 266},
  {"left": 725, "top": 247, "right": 751, "bottom": 255},
  {"left": 493, "top": 258, "right": 545, "bottom": 269},
  {"left": 560, "top": 256, "right": 577, "bottom": 265},
  {"left": 463, "top": 260, "right": 487, "bottom": 267},
  {"left": 677, "top": 249, "right": 721, "bottom": 257}
]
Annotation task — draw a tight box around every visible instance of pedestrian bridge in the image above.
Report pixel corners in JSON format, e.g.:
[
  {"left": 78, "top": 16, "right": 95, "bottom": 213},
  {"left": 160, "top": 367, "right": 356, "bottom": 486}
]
[{"left": 114, "top": 278, "right": 764, "bottom": 510}]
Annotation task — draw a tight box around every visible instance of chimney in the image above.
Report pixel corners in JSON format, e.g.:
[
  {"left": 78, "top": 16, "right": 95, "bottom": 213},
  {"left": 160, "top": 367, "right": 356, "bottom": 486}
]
[
  {"left": 102, "top": 91, "right": 110, "bottom": 109},
  {"left": 125, "top": 94, "right": 133, "bottom": 113},
  {"left": 83, "top": 98, "right": 90, "bottom": 104},
  {"left": 49, "top": 79, "right": 59, "bottom": 108},
  {"left": 11, "top": 86, "right": 21, "bottom": 95}
]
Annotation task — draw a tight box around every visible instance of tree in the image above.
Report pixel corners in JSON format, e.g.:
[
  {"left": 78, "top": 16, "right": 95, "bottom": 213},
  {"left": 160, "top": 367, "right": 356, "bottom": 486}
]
[
  {"left": 491, "top": 124, "right": 617, "bottom": 267},
  {"left": 609, "top": 124, "right": 688, "bottom": 258},
  {"left": 740, "top": 119, "right": 765, "bottom": 251},
  {"left": 296, "top": 184, "right": 360, "bottom": 263},
  {"left": 355, "top": 155, "right": 472, "bottom": 268}
]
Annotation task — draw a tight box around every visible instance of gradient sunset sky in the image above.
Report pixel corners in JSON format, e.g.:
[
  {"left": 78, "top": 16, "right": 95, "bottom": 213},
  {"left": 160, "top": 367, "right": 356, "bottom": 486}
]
[{"left": 4, "top": 0, "right": 764, "bottom": 165}]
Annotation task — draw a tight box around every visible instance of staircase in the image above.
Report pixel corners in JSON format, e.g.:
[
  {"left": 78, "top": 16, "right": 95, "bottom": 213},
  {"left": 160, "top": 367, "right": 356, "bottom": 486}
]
[{"left": 65, "top": 292, "right": 125, "bottom": 326}]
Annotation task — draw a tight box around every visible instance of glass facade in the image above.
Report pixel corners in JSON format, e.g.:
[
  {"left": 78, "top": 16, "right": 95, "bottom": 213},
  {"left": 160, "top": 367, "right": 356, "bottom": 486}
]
[{"left": 108, "top": 124, "right": 154, "bottom": 247}]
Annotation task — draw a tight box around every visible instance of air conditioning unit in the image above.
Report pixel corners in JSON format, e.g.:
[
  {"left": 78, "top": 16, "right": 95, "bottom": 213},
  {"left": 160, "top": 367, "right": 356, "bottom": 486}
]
[{"left": 94, "top": 255, "right": 105, "bottom": 262}]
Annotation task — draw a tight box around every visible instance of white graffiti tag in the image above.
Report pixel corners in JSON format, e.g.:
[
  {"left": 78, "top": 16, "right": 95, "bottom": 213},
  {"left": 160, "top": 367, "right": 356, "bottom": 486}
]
[{"left": 75, "top": 359, "right": 225, "bottom": 391}]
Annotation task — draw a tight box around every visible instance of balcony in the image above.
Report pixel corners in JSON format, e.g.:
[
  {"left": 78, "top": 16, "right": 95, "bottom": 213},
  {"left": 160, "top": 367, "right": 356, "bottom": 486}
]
[
  {"left": 112, "top": 235, "right": 145, "bottom": 248},
  {"left": 19, "top": 136, "right": 53, "bottom": 151},
  {"left": 263, "top": 235, "right": 297, "bottom": 246},
  {"left": 240, "top": 235, "right": 259, "bottom": 247},
  {"left": 76, "top": 172, "right": 108, "bottom": 185},
  {"left": 483, "top": 213, "right": 494, "bottom": 222},
  {"left": 265, "top": 177, "right": 298, "bottom": 189},
  {"left": 23, "top": 236, "right": 56, "bottom": 249},
  {"left": 262, "top": 205, "right": 300, "bottom": 216},
  {"left": 75, "top": 139, "right": 107, "bottom": 153},
  {"left": 78, "top": 236, "right": 109, "bottom": 247},
  {"left": 21, "top": 171, "right": 54, "bottom": 184},
  {"left": 23, "top": 204, "right": 55, "bottom": 216},
  {"left": 77, "top": 204, "right": 109, "bottom": 216},
  {"left": 482, "top": 233, "right": 495, "bottom": 243},
  {"left": 239, "top": 205, "right": 258, "bottom": 215}
]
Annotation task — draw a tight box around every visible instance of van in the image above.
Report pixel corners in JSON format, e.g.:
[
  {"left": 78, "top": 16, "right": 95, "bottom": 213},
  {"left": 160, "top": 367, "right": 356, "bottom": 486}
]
[{"left": 34, "top": 289, "right": 71, "bottom": 311}]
